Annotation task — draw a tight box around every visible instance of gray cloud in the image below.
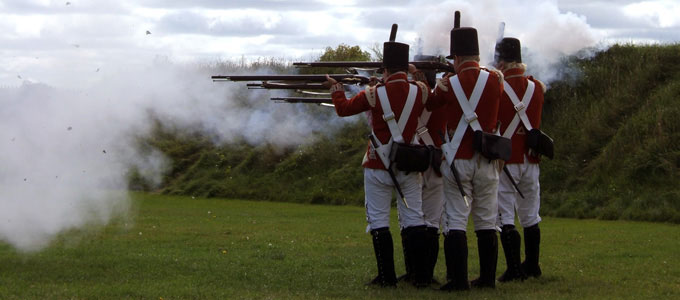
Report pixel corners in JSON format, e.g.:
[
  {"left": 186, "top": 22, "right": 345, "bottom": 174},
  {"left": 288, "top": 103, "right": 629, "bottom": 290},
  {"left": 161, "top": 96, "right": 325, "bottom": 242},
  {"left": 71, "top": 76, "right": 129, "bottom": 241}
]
[
  {"left": 0, "top": 0, "right": 129, "bottom": 15},
  {"left": 356, "top": 8, "right": 418, "bottom": 32},
  {"left": 559, "top": 1, "right": 651, "bottom": 28},
  {"left": 558, "top": 0, "right": 679, "bottom": 43},
  {"left": 156, "top": 11, "right": 307, "bottom": 37},
  {"left": 607, "top": 26, "right": 680, "bottom": 42},
  {"left": 138, "top": 0, "right": 327, "bottom": 11}
]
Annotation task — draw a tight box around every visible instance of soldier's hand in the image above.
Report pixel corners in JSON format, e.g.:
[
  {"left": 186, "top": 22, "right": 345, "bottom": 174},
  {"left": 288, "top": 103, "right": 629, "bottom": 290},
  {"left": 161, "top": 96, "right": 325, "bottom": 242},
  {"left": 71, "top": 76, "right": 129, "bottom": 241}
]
[
  {"left": 322, "top": 74, "right": 337, "bottom": 88},
  {"left": 368, "top": 76, "right": 379, "bottom": 87},
  {"left": 444, "top": 59, "right": 456, "bottom": 76},
  {"left": 409, "top": 64, "right": 428, "bottom": 84},
  {"left": 408, "top": 63, "right": 417, "bottom": 74}
]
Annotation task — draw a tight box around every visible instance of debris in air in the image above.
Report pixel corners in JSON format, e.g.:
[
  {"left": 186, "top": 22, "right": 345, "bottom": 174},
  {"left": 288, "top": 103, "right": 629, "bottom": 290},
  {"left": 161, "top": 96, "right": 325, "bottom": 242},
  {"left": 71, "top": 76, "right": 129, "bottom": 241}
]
[{"left": 146, "top": 30, "right": 152, "bottom": 35}]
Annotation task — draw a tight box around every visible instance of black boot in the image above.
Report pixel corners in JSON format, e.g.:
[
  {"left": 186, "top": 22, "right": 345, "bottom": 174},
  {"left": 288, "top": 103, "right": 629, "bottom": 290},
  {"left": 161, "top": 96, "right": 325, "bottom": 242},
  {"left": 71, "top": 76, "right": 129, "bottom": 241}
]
[
  {"left": 426, "top": 227, "right": 440, "bottom": 285},
  {"left": 367, "top": 227, "right": 397, "bottom": 287},
  {"left": 522, "top": 223, "right": 542, "bottom": 278},
  {"left": 403, "top": 225, "right": 429, "bottom": 288},
  {"left": 470, "top": 229, "right": 498, "bottom": 288},
  {"left": 498, "top": 225, "right": 527, "bottom": 282},
  {"left": 440, "top": 230, "right": 470, "bottom": 291},
  {"left": 396, "top": 229, "right": 412, "bottom": 283},
  {"left": 397, "top": 229, "right": 413, "bottom": 282}
]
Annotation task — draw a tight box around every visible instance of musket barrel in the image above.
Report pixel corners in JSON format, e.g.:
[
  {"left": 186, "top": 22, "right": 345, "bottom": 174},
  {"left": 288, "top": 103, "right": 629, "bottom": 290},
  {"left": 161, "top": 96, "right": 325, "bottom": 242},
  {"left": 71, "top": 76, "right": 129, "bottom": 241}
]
[
  {"left": 270, "top": 97, "right": 333, "bottom": 104},
  {"left": 211, "top": 74, "right": 370, "bottom": 84},
  {"left": 389, "top": 24, "right": 398, "bottom": 42},
  {"left": 411, "top": 61, "right": 455, "bottom": 73},
  {"left": 497, "top": 22, "right": 506, "bottom": 42},
  {"left": 259, "top": 83, "right": 328, "bottom": 90},
  {"left": 292, "top": 61, "right": 454, "bottom": 73},
  {"left": 454, "top": 11, "right": 461, "bottom": 28},
  {"left": 292, "top": 61, "right": 382, "bottom": 68}
]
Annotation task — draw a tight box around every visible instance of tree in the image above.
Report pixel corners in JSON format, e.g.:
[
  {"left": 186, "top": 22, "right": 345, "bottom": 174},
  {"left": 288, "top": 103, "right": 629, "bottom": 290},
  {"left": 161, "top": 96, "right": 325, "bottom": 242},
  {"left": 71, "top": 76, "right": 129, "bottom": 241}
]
[
  {"left": 318, "top": 44, "right": 371, "bottom": 62},
  {"left": 300, "top": 44, "right": 372, "bottom": 75}
]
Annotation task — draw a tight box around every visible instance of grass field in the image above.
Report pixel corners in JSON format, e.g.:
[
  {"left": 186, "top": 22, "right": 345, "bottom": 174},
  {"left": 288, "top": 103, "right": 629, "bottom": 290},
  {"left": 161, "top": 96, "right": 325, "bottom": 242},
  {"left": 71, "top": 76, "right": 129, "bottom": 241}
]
[{"left": 1, "top": 193, "right": 679, "bottom": 299}]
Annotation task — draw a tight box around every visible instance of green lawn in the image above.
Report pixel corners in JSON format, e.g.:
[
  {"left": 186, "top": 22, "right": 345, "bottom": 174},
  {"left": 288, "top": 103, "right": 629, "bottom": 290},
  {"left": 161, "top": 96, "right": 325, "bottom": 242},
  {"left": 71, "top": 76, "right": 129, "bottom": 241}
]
[{"left": 1, "top": 193, "right": 678, "bottom": 299}]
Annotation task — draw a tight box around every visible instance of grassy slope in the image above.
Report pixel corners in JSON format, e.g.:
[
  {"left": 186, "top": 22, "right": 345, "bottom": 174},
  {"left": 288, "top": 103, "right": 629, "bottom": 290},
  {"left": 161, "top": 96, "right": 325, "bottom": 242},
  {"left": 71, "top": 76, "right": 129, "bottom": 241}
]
[
  {"left": 0, "top": 193, "right": 678, "bottom": 299},
  {"left": 541, "top": 44, "right": 680, "bottom": 222},
  {"left": 141, "top": 117, "right": 369, "bottom": 205},
  {"left": 141, "top": 44, "right": 680, "bottom": 223}
]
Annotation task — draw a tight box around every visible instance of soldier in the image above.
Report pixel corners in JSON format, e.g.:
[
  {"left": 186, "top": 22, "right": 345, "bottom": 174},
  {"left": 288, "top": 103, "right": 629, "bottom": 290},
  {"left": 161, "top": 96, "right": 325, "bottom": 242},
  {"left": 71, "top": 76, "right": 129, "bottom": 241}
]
[
  {"left": 494, "top": 37, "right": 546, "bottom": 282},
  {"left": 426, "top": 26, "right": 504, "bottom": 290},
  {"left": 398, "top": 55, "right": 447, "bottom": 286},
  {"left": 323, "top": 35, "right": 432, "bottom": 288}
]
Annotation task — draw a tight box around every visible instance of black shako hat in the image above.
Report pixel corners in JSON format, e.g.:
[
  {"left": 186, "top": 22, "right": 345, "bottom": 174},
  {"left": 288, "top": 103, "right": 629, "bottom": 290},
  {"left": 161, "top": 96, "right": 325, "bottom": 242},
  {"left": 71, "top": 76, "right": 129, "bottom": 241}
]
[
  {"left": 382, "top": 41, "right": 409, "bottom": 70},
  {"left": 447, "top": 27, "right": 479, "bottom": 59},
  {"left": 495, "top": 37, "right": 522, "bottom": 63}
]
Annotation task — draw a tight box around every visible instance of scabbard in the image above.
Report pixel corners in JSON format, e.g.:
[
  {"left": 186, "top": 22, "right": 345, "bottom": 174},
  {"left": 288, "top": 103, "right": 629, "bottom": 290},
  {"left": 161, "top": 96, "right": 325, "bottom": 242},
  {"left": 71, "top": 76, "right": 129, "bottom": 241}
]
[
  {"left": 449, "top": 160, "right": 470, "bottom": 207},
  {"left": 368, "top": 134, "right": 409, "bottom": 208},
  {"left": 438, "top": 131, "right": 470, "bottom": 207},
  {"left": 502, "top": 165, "right": 525, "bottom": 199}
]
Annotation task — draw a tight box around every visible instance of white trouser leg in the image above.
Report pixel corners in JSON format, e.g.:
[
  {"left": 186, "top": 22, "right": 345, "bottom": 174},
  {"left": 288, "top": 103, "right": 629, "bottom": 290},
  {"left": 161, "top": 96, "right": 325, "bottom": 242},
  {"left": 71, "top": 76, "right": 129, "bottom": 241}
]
[
  {"left": 516, "top": 162, "right": 541, "bottom": 228},
  {"left": 497, "top": 164, "right": 519, "bottom": 226},
  {"left": 441, "top": 153, "right": 500, "bottom": 232},
  {"left": 421, "top": 166, "right": 444, "bottom": 229},
  {"left": 497, "top": 161, "right": 542, "bottom": 228},
  {"left": 364, "top": 168, "right": 425, "bottom": 231}
]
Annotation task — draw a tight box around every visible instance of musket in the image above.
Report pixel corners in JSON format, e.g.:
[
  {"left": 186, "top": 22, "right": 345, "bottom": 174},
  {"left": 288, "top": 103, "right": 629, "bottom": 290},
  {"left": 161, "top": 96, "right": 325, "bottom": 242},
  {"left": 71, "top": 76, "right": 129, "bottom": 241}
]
[
  {"left": 292, "top": 61, "right": 455, "bottom": 73},
  {"left": 270, "top": 97, "right": 332, "bottom": 104},
  {"left": 502, "top": 166, "right": 525, "bottom": 199},
  {"left": 212, "top": 74, "right": 371, "bottom": 84},
  {"left": 438, "top": 131, "right": 470, "bottom": 207},
  {"left": 368, "top": 134, "right": 409, "bottom": 208}
]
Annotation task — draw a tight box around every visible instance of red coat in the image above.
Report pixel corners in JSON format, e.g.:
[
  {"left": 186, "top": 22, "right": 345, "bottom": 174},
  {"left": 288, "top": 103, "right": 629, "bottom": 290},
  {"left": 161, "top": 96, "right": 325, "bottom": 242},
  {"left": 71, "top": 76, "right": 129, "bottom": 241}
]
[
  {"left": 426, "top": 61, "right": 502, "bottom": 159},
  {"left": 498, "top": 68, "right": 544, "bottom": 164},
  {"left": 332, "top": 72, "right": 429, "bottom": 170}
]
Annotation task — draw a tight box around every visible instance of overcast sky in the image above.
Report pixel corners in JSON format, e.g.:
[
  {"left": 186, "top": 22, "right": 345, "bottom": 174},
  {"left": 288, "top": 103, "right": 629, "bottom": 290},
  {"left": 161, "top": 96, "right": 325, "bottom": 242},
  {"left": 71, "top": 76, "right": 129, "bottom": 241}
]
[{"left": 1, "top": 0, "right": 679, "bottom": 87}]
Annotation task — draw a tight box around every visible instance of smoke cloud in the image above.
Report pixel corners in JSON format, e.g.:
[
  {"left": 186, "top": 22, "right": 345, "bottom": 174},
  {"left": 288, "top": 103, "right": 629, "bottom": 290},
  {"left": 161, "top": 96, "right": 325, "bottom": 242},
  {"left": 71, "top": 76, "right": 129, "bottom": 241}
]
[
  {"left": 413, "top": 0, "right": 601, "bottom": 84},
  {"left": 0, "top": 59, "right": 349, "bottom": 252}
]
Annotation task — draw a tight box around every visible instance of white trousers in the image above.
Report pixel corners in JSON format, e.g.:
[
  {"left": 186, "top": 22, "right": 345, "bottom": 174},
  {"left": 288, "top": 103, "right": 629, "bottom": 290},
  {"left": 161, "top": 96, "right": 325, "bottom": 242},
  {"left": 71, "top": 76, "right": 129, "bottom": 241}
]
[
  {"left": 421, "top": 166, "right": 444, "bottom": 230},
  {"left": 364, "top": 168, "right": 426, "bottom": 230},
  {"left": 497, "top": 160, "right": 542, "bottom": 228},
  {"left": 441, "top": 153, "right": 500, "bottom": 232}
]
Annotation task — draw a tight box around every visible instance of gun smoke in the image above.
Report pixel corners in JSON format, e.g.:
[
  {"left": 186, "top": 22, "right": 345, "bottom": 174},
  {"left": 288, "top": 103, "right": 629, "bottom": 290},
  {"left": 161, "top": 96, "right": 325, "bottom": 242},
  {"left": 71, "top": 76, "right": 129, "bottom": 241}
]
[
  {"left": 414, "top": 0, "right": 600, "bottom": 84},
  {"left": 0, "top": 61, "right": 350, "bottom": 252}
]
